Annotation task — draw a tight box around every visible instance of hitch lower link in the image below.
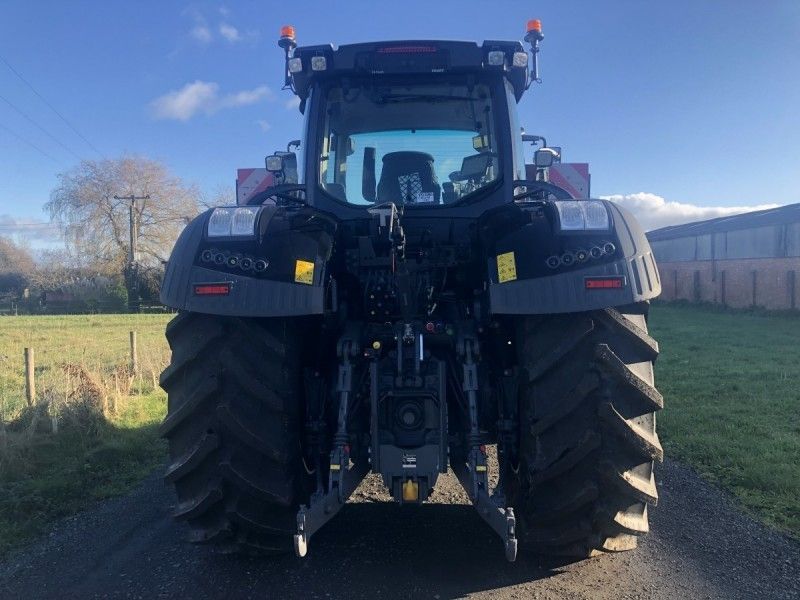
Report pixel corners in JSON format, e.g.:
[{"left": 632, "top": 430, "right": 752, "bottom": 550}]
[
  {"left": 452, "top": 337, "right": 518, "bottom": 562},
  {"left": 294, "top": 338, "right": 368, "bottom": 558}
]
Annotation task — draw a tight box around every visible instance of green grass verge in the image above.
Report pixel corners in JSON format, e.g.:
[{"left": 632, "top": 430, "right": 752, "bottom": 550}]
[
  {"left": 0, "top": 391, "right": 166, "bottom": 556},
  {"left": 0, "top": 312, "right": 171, "bottom": 556},
  {"left": 649, "top": 303, "right": 800, "bottom": 539}
]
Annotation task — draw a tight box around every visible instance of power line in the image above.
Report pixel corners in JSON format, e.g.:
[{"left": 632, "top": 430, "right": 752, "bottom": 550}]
[
  {"left": 0, "top": 121, "right": 59, "bottom": 162},
  {"left": 0, "top": 93, "right": 83, "bottom": 161},
  {"left": 0, "top": 53, "right": 103, "bottom": 157},
  {"left": 0, "top": 223, "right": 57, "bottom": 229}
]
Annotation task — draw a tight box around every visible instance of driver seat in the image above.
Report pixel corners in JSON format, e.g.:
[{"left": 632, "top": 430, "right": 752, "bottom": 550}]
[{"left": 377, "top": 151, "right": 440, "bottom": 204}]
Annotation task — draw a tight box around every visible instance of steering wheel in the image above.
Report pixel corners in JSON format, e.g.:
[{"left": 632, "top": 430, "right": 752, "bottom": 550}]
[
  {"left": 245, "top": 184, "right": 307, "bottom": 206},
  {"left": 512, "top": 180, "right": 573, "bottom": 201}
]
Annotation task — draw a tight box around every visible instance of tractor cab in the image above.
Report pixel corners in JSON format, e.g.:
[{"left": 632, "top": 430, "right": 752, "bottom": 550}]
[{"left": 268, "top": 23, "right": 560, "bottom": 218}]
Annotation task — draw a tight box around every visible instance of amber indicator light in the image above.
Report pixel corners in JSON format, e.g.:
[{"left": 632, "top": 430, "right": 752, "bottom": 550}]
[
  {"left": 526, "top": 19, "right": 542, "bottom": 33},
  {"left": 280, "top": 25, "right": 296, "bottom": 40}
]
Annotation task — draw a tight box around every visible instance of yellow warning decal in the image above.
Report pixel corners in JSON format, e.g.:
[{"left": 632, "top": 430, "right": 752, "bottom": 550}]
[
  {"left": 294, "top": 259, "right": 315, "bottom": 285},
  {"left": 496, "top": 252, "right": 517, "bottom": 283}
]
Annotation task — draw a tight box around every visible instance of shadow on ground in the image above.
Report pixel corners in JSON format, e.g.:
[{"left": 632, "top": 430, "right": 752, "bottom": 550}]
[
  {"left": 208, "top": 502, "right": 561, "bottom": 599},
  {"left": 3, "top": 463, "right": 800, "bottom": 600}
]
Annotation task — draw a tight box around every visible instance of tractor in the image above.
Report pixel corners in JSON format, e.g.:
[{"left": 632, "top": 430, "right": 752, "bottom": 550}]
[{"left": 159, "top": 20, "right": 662, "bottom": 562}]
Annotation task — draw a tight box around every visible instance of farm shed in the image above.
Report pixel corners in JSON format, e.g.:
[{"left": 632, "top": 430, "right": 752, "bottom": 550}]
[{"left": 646, "top": 203, "right": 800, "bottom": 310}]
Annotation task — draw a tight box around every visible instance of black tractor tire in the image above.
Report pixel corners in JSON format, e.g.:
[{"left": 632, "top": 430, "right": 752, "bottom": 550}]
[
  {"left": 513, "top": 304, "right": 663, "bottom": 557},
  {"left": 159, "top": 311, "right": 311, "bottom": 554}
]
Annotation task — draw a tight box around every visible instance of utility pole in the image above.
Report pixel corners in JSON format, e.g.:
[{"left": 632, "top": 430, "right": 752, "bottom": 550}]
[{"left": 114, "top": 194, "right": 150, "bottom": 312}]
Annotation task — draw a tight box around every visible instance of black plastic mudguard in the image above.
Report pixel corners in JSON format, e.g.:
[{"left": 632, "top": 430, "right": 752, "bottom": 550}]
[
  {"left": 160, "top": 206, "right": 336, "bottom": 317},
  {"left": 487, "top": 201, "right": 661, "bottom": 315}
]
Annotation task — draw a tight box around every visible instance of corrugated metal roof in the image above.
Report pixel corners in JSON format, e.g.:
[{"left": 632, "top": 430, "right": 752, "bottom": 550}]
[{"left": 646, "top": 203, "right": 800, "bottom": 241}]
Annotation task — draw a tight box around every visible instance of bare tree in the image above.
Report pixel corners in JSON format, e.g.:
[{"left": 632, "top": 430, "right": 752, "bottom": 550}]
[
  {"left": 0, "top": 236, "right": 35, "bottom": 274},
  {"left": 45, "top": 156, "right": 200, "bottom": 274},
  {"left": 28, "top": 247, "right": 82, "bottom": 290},
  {"left": 0, "top": 236, "right": 36, "bottom": 295}
]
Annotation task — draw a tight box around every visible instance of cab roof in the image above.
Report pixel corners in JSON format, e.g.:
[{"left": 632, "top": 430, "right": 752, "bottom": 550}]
[{"left": 289, "top": 39, "right": 529, "bottom": 101}]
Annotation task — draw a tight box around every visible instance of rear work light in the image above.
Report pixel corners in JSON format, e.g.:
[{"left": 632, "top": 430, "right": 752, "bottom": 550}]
[
  {"left": 553, "top": 200, "right": 610, "bottom": 231},
  {"left": 208, "top": 206, "right": 261, "bottom": 238},
  {"left": 288, "top": 57, "right": 303, "bottom": 73},
  {"left": 487, "top": 51, "right": 506, "bottom": 66},
  {"left": 194, "top": 282, "right": 231, "bottom": 296},
  {"left": 584, "top": 276, "right": 626, "bottom": 290},
  {"left": 311, "top": 56, "right": 327, "bottom": 71}
]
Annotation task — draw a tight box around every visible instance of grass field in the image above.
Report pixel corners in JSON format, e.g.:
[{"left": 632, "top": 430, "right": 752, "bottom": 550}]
[
  {"left": 0, "top": 313, "right": 171, "bottom": 555},
  {"left": 0, "top": 314, "right": 171, "bottom": 419},
  {"left": 649, "top": 303, "right": 800, "bottom": 538},
  {"left": 0, "top": 304, "right": 797, "bottom": 555}
]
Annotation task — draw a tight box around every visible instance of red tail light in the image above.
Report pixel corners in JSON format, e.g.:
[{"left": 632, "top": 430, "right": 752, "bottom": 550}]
[
  {"left": 194, "top": 283, "right": 231, "bottom": 296},
  {"left": 584, "top": 276, "right": 626, "bottom": 290}
]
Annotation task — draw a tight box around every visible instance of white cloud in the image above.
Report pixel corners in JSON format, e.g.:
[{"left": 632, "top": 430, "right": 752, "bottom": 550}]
[
  {"left": 285, "top": 96, "right": 301, "bottom": 110},
  {"left": 183, "top": 8, "right": 212, "bottom": 44},
  {"left": 151, "top": 81, "right": 219, "bottom": 121},
  {"left": 181, "top": 7, "right": 256, "bottom": 48},
  {"left": 256, "top": 119, "right": 271, "bottom": 132},
  {"left": 219, "top": 23, "right": 241, "bottom": 43},
  {"left": 190, "top": 24, "right": 212, "bottom": 43},
  {"left": 221, "top": 85, "right": 272, "bottom": 107},
  {"left": 601, "top": 192, "right": 780, "bottom": 231},
  {"left": 150, "top": 81, "right": 273, "bottom": 121},
  {"left": 0, "top": 214, "right": 61, "bottom": 243}
]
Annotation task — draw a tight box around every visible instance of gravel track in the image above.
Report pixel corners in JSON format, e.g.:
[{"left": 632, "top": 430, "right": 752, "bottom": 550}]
[{"left": 1, "top": 459, "right": 798, "bottom": 599}]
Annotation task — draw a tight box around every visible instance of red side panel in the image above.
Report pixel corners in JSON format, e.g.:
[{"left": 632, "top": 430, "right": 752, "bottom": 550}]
[
  {"left": 236, "top": 168, "right": 276, "bottom": 205},
  {"left": 548, "top": 163, "right": 591, "bottom": 198}
]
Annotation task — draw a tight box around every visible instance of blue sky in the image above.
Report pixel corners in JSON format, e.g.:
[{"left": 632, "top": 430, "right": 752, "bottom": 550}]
[{"left": 1, "top": 0, "right": 799, "bottom": 237}]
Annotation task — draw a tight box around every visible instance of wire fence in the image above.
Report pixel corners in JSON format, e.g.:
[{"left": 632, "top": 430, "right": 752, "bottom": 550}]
[
  {"left": 0, "top": 314, "right": 171, "bottom": 437},
  {"left": 0, "top": 299, "right": 171, "bottom": 316}
]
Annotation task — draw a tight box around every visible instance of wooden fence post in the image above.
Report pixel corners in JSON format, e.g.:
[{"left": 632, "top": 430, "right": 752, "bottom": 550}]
[
  {"left": 129, "top": 331, "right": 139, "bottom": 377},
  {"left": 673, "top": 270, "right": 679, "bottom": 300},
  {"left": 789, "top": 270, "right": 796, "bottom": 310},
  {"left": 693, "top": 270, "right": 701, "bottom": 302},
  {"left": 24, "top": 347, "right": 35, "bottom": 407},
  {"left": 112, "top": 371, "right": 119, "bottom": 413}
]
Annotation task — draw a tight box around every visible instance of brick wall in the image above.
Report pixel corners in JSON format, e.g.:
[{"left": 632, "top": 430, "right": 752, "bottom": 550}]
[{"left": 657, "top": 258, "right": 800, "bottom": 310}]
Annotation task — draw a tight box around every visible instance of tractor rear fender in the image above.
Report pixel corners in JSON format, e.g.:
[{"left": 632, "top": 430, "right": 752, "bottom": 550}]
[
  {"left": 160, "top": 206, "right": 336, "bottom": 317},
  {"left": 486, "top": 200, "right": 661, "bottom": 315}
]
